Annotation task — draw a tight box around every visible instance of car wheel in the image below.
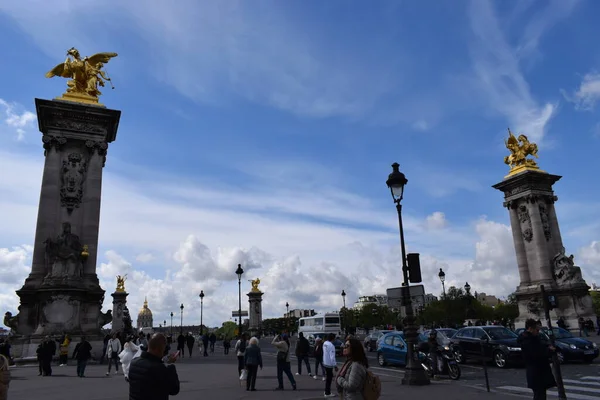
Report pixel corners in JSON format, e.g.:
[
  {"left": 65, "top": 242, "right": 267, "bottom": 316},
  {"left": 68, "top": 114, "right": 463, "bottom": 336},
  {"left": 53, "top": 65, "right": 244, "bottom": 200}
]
[
  {"left": 493, "top": 350, "right": 507, "bottom": 368},
  {"left": 453, "top": 348, "right": 465, "bottom": 364},
  {"left": 583, "top": 356, "right": 595, "bottom": 364},
  {"left": 378, "top": 352, "right": 387, "bottom": 367}
]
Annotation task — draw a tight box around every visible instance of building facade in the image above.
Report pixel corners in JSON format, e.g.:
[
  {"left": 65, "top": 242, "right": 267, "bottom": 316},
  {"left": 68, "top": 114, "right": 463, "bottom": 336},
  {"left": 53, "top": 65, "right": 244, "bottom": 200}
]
[
  {"left": 136, "top": 297, "right": 154, "bottom": 329},
  {"left": 475, "top": 292, "right": 500, "bottom": 307},
  {"left": 353, "top": 294, "right": 388, "bottom": 310},
  {"left": 284, "top": 309, "right": 316, "bottom": 318}
]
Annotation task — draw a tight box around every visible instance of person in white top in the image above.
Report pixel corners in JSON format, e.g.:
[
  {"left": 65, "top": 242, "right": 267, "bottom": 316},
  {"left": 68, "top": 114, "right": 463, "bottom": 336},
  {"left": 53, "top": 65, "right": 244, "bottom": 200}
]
[
  {"left": 119, "top": 336, "right": 140, "bottom": 381},
  {"left": 322, "top": 333, "right": 338, "bottom": 397},
  {"left": 105, "top": 333, "right": 122, "bottom": 376},
  {"left": 234, "top": 334, "right": 248, "bottom": 377}
]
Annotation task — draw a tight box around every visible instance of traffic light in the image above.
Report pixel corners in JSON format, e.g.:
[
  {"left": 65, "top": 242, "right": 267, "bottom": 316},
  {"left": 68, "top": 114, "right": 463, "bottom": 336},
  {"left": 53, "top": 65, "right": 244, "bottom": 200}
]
[
  {"left": 547, "top": 295, "right": 558, "bottom": 310},
  {"left": 407, "top": 253, "right": 422, "bottom": 283}
]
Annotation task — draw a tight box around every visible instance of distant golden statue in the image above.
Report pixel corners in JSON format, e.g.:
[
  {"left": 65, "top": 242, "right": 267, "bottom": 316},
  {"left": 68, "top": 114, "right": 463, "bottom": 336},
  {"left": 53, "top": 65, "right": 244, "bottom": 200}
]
[
  {"left": 250, "top": 278, "right": 261, "bottom": 293},
  {"left": 45, "top": 47, "right": 118, "bottom": 105},
  {"left": 116, "top": 274, "right": 127, "bottom": 292},
  {"left": 504, "top": 128, "right": 543, "bottom": 176}
]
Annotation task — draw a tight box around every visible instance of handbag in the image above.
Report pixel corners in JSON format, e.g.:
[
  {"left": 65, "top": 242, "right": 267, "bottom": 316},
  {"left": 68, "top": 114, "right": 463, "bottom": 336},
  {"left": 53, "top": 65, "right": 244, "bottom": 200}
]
[{"left": 239, "top": 369, "right": 248, "bottom": 380}]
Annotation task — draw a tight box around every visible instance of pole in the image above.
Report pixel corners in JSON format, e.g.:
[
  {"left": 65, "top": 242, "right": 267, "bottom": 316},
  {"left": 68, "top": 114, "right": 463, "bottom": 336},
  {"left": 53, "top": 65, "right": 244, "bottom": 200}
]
[
  {"left": 397, "top": 203, "right": 430, "bottom": 386},
  {"left": 238, "top": 277, "right": 242, "bottom": 335},
  {"left": 170, "top": 314, "right": 173, "bottom": 336},
  {"left": 180, "top": 308, "right": 183, "bottom": 335},
  {"left": 541, "top": 285, "right": 567, "bottom": 400},
  {"left": 480, "top": 338, "right": 490, "bottom": 392},
  {"left": 200, "top": 298, "right": 204, "bottom": 336}
]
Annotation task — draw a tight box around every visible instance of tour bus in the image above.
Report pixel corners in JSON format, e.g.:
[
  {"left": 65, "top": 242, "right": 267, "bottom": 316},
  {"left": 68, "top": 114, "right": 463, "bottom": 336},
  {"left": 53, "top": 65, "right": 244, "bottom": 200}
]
[{"left": 298, "top": 313, "right": 342, "bottom": 343}]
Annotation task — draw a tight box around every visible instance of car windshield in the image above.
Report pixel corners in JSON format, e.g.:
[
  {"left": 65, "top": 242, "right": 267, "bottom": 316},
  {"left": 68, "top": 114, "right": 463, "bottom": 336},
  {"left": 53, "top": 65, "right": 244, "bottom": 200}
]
[
  {"left": 547, "top": 328, "right": 573, "bottom": 339},
  {"left": 483, "top": 327, "right": 518, "bottom": 340},
  {"left": 438, "top": 329, "right": 457, "bottom": 338}
]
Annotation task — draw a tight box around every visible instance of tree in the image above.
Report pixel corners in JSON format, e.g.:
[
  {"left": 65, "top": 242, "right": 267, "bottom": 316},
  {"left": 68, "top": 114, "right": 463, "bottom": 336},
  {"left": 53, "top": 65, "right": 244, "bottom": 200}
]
[
  {"left": 590, "top": 291, "right": 600, "bottom": 315},
  {"left": 446, "top": 286, "right": 465, "bottom": 300},
  {"left": 494, "top": 302, "right": 519, "bottom": 324},
  {"left": 214, "top": 321, "right": 237, "bottom": 339}
]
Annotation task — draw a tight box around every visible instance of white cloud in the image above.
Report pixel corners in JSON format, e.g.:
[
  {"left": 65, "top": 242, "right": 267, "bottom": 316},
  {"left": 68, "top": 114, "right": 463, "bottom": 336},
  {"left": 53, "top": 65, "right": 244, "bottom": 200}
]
[
  {"left": 466, "top": 0, "right": 572, "bottom": 143},
  {"left": 562, "top": 72, "right": 600, "bottom": 111},
  {"left": 0, "top": 99, "right": 36, "bottom": 141},
  {"left": 135, "top": 253, "right": 155, "bottom": 263},
  {"left": 579, "top": 241, "right": 600, "bottom": 266},
  {"left": 425, "top": 212, "right": 448, "bottom": 230}
]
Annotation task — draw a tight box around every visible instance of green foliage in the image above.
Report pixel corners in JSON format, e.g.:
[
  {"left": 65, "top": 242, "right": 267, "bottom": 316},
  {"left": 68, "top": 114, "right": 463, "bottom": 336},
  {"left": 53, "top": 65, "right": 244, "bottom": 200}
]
[
  {"left": 590, "top": 291, "right": 600, "bottom": 315},
  {"left": 214, "top": 321, "right": 237, "bottom": 339}
]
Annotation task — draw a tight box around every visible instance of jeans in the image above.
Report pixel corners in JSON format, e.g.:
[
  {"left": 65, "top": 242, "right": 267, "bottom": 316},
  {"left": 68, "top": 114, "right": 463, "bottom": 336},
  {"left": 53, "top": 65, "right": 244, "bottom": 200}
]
[
  {"left": 237, "top": 356, "right": 245, "bottom": 376},
  {"left": 324, "top": 367, "right": 334, "bottom": 395},
  {"left": 533, "top": 389, "right": 547, "bottom": 400},
  {"left": 276, "top": 360, "right": 296, "bottom": 389},
  {"left": 246, "top": 364, "right": 258, "bottom": 390},
  {"left": 42, "top": 358, "right": 52, "bottom": 376},
  {"left": 224, "top": 346, "right": 229, "bottom": 355},
  {"left": 314, "top": 359, "right": 325, "bottom": 376},
  {"left": 187, "top": 345, "right": 193, "bottom": 357},
  {"left": 297, "top": 355, "right": 311, "bottom": 374},
  {"left": 76, "top": 359, "right": 88, "bottom": 377},
  {"left": 59, "top": 354, "right": 68, "bottom": 365},
  {"left": 210, "top": 342, "right": 215, "bottom": 353},
  {"left": 204, "top": 342, "right": 209, "bottom": 356},
  {"left": 107, "top": 354, "right": 119, "bottom": 372}
]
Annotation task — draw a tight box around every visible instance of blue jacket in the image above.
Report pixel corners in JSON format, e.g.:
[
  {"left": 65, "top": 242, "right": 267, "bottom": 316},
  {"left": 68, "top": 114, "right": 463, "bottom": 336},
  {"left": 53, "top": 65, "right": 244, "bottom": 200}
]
[{"left": 244, "top": 344, "right": 263, "bottom": 367}]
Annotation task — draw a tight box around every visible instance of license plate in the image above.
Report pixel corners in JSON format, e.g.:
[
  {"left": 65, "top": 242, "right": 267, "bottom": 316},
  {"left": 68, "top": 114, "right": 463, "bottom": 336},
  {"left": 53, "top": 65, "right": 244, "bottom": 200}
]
[{"left": 584, "top": 350, "right": 595, "bottom": 355}]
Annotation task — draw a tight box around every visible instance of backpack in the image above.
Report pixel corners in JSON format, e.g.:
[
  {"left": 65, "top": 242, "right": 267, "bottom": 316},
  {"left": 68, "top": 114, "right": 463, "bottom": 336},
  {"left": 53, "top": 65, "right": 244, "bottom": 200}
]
[
  {"left": 239, "top": 340, "right": 246, "bottom": 352},
  {"left": 362, "top": 370, "right": 381, "bottom": 400}
]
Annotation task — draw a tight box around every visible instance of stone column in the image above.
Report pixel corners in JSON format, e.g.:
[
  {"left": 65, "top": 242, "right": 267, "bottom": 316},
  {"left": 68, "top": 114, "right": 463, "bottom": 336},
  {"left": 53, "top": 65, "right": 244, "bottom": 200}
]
[
  {"left": 247, "top": 291, "right": 263, "bottom": 336},
  {"left": 111, "top": 291, "right": 128, "bottom": 334},
  {"left": 546, "top": 200, "right": 564, "bottom": 254},
  {"left": 507, "top": 204, "right": 531, "bottom": 285},
  {"left": 526, "top": 197, "right": 554, "bottom": 283}
]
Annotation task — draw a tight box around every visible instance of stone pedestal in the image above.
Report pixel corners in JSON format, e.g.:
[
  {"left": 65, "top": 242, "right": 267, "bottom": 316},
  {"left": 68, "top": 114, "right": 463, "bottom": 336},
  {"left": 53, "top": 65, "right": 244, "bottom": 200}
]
[
  {"left": 493, "top": 170, "right": 596, "bottom": 329},
  {"left": 6, "top": 98, "right": 120, "bottom": 338},
  {"left": 247, "top": 291, "right": 263, "bottom": 337},
  {"left": 111, "top": 291, "right": 128, "bottom": 334}
]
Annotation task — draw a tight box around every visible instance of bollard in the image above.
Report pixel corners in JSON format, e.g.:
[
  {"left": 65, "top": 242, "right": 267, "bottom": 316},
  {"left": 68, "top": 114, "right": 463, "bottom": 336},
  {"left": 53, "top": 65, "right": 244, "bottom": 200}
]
[{"left": 479, "top": 337, "right": 490, "bottom": 392}]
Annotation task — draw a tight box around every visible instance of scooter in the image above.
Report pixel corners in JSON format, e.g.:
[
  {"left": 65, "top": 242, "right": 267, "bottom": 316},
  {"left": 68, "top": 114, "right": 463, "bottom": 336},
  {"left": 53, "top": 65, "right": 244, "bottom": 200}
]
[{"left": 421, "top": 346, "right": 461, "bottom": 380}]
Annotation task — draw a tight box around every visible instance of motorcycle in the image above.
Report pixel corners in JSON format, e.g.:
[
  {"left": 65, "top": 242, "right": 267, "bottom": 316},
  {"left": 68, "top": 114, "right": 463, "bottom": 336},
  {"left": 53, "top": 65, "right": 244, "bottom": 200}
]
[{"left": 420, "top": 346, "right": 461, "bottom": 380}]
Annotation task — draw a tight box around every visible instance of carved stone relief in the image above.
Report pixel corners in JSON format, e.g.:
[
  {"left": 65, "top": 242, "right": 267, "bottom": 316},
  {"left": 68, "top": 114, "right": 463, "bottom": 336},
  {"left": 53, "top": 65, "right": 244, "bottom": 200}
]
[
  {"left": 61, "top": 152, "right": 87, "bottom": 212},
  {"left": 42, "top": 135, "right": 67, "bottom": 156},
  {"left": 43, "top": 222, "right": 84, "bottom": 282},
  {"left": 51, "top": 119, "right": 105, "bottom": 134},
  {"left": 518, "top": 205, "right": 533, "bottom": 242},
  {"left": 538, "top": 204, "right": 552, "bottom": 241},
  {"left": 526, "top": 298, "right": 542, "bottom": 315},
  {"left": 553, "top": 247, "right": 586, "bottom": 286},
  {"left": 86, "top": 140, "right": 109, "bottom": 167}
]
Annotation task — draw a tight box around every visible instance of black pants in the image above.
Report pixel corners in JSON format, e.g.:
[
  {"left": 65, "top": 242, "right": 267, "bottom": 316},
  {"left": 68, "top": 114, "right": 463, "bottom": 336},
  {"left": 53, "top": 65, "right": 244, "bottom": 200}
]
[
  {"left": 59, "top": 354, "right": 68, "bottom": 365},
  {"left": 42, "top": 358, "right": 52, "bottom": 376},
  {"left": 297, "top": 355, "right": 311, "bottom": 374},
  {"left": 204, "top": 342, "right": 209, "bottom": 356},
  {"left": 224, "top": 346, "right": 229, "bottom": 354},
  {"left": 246, "top": 364, "right": 258, "bottom": 390},
  {"left": 107, "top": 354, "right": 119, "bottom": 372},
  {"left": 314, "top": 359, "right": 325, "bottom": 376},
  {"left": 237, "top": 356, "right": 245, "bottom": 376},
  {"left": 38, "top": 359, "right": 43, "bottom": 375},
  {"left": 276, "top": 360, "right": 296, "bottom": 389},
  {"left": 178, "top": 344, "right": 185, "bottom": 357},
  {"left": 324, "top": 367, "right": 334, "bottom": 395},
  {"left": 187, "top": 345, "right": 193, "bottom": 357},
  {"left": 210, "top": 342, "right": 215, "bottom": 353},
  {"left": 76, "top": 359, "right": 88, "bottom": 377},
  {"left": 533, "top": 389, "right": 547, "bottom": 400}
]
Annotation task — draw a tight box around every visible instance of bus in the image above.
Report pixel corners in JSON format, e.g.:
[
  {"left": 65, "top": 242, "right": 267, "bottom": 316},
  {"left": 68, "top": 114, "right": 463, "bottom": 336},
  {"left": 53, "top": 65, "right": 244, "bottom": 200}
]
[{"left": 298, "top": 313, "right": 342, "bottom": 340}]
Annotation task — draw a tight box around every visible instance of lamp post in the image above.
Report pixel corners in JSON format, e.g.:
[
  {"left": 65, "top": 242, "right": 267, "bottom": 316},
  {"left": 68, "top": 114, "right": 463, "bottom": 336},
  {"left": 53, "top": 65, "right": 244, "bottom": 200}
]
[
  {"left": 180, "top": 304, "right": 184, "bottom": 334},
  {"left": 163, "top": 320, "right": 166, "bottom": 333},
  {"left": 236, "top": 264, "right": 244, "bottom": 336},
  {"left": 199, "top": 290, "right": 205, "bottom": 336},
  {"left": 464, "top": 282, "right": 473, "bottom": 323},
  {"left": 438, "top": 268, "right": 446, "bottom": 297},
  {"left": 386, "top": 162, "right": 430, "bottom": 386},
  {"left": 170, "top": 312, "right": 173, "bottom": 336},
  {"left": 285, "top": 302, "right": 289, "bottom": 332},
  {"left": 341, "top": 290, "right": 347, "bottom": 335},
  {"left": 464, "top": 282, "right": 471, "bottom": 296}
]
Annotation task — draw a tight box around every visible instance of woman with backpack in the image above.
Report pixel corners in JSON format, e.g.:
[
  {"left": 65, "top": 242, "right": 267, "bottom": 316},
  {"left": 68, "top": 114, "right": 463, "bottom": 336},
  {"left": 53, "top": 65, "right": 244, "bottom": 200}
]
[
  {"left": 313, "top": 337, "right": 326, "bottom": 381},
  {"left": 235, "top": 334, "right": 248, "bottom": 376},
  {"left": 271, "top": 334, "right": 296, "bottom": 391},
  {"left": 336, "top": 338, "right": 370, "bottom": 399}
]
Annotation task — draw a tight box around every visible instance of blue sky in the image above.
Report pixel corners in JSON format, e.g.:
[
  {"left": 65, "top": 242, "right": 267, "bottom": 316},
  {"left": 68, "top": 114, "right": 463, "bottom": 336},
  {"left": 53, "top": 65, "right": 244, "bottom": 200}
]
[{"left": 0, "top": 0, "right": 599, "bottom": 327}]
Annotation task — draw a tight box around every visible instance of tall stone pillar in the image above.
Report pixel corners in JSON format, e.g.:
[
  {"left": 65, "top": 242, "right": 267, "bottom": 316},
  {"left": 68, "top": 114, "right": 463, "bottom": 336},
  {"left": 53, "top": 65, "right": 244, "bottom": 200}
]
[
  {"left": 9, "top": 98, "right": 120, "bottom": 338},
  {"left": 247, "top": 290, "right": 264, "bottom": 337},
  {"left": 493, "top": 169, "right": 595, "bottom": 329},
  {"left": 111, "top": 290, "right": 128, "bottom": 334}
]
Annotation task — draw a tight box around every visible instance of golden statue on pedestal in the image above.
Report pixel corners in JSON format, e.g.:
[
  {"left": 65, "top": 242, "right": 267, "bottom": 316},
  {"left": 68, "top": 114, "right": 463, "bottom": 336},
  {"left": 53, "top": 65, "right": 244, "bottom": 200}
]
[
  {"left": 45, "top": 47, "right": 118, "bottom": 106},
  {"left": 504, "top": 128, "right": 544, "bottom": 177},
  {"left": 116, "top": 274, "right": 127, "bottom": 292},
  {"left": 250, "top": 278, "right": 261, "bottom": 293}
]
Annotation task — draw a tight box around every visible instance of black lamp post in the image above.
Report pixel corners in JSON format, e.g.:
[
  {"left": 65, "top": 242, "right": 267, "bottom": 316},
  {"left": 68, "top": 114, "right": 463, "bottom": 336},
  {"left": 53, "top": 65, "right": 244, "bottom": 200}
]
[
  {"left": 438, "top": 268, "right": 446, "bottom": 298},
  {"left": 386, "top": 162, "right": 430, "bottom": 386},
  {"left": 170, "top": 312, "right": 173, "bottom": 336},
  {"left": 341, "top": 290, "right": 346, "bottom": 308},
  {"left": 199, "top": 290, "right": 205, "bottom": 335},
  {"left": 464, "top": 282, "right": 471, "bottom": 296},
  {"left": 180, "top": 304, "right": 184, "bottom": 334},
  {"left": 341, "top": 290, "right": 347, "bottom": 335},
  {"left": 163, "top": 320, "right": 166, "bottom": 333},
  {"left": 236, "top": 264, "right": 244, "bottom": 336},
  {"left": 285, "top": 302, "right": 289, "bottom": 332}
]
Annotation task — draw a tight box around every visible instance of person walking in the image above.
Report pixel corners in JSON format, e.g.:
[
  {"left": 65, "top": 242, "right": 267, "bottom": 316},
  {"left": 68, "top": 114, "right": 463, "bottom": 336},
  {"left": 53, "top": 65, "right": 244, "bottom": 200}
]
[
  {"left": 295, "top": 332, "right": 312, "bottom": 377},
  {"left": 322, "top": 333, "right": 338, "bottom": 398},
  {"left": 106, "top": 333, "right": 122, "bottom": 376},
  {"left": 72, "top": 336, "right": 92, "bottom": 378},
  {"left": 100, "top": 333, "right": 110, "bottom": 364},
  {"left": 223, "top": 338, "right": 230, "bottom": 355},
  {"left": 518, "top": 319, "right": 556, "bottom": 400},
  {"left": 202, "top": 334, "right": 209, "bottom": 357},
  {"left": 272, "top": 334, "right": 296, "bottom": 391},
  {"left": 336, "top": 338, "right": 369, "bottom": 399},
  {"left": 0, "top": 354, "right": 10, "bottom": 400},
  {"left": 235, "top": 334, "right": 247, "bottom": 376},
  {"left": 176, "top": 333, "right": 186, "bottom": 358},
  {"left": 128, "top": 333, "right": 180, "bottom": 400},
  {"left": 313, "top": 337, "right": 326, "bottom": 381},
  {"left": 244, "top": 337, "right": 263, "bottom": 391},
  {"left": 209, "top": 333, "right": 216, "bottom": 354},
  {"left": 119, "top": 336, "right": 140, "bottom": 382},
  {"left": 58, "top": 334, "right": 71, "bottom": 366},
  {"left": 40, "top": 336, "right": 56, "bottom": 377},
  {"left": 186, "top": 333, "right": 195, "bottom": 357}
]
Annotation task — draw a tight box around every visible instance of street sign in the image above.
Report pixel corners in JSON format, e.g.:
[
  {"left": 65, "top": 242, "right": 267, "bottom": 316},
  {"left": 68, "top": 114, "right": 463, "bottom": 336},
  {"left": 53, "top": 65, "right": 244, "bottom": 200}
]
[
  {"left": 386, "top": 285, "right": 425, "bottom": 308},
  {"left": 232, "top": 310, "right": 249, "bottom": 317}
]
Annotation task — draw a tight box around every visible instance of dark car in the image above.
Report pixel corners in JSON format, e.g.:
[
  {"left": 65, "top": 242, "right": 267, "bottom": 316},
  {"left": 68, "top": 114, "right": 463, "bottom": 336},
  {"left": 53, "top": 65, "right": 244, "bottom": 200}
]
[
  {"left": 515, "top": 327, "right": 599, "bottom": 363},
  {"left": 418, "top": 329, "right": 457, "bottom": 350},
  {"left": 364, "top": 330, "right": 394, "bottom": 352},
  {"left": 450, "top": 326, "right": 522, "bottom": 368}
]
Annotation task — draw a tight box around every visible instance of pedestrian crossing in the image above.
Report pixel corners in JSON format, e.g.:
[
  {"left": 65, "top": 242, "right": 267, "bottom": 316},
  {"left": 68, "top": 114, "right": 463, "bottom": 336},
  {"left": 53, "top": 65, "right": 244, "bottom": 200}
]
[{"left": 498, "top": 377, "right": 600, "bottom": 400}]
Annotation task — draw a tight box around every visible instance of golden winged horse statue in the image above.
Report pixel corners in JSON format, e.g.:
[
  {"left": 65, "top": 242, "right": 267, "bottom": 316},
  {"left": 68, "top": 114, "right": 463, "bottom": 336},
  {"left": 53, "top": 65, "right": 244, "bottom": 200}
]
[
  {"left": 45, "top": 47, "right": 118, "bottom": 105},
  {"left": 503, "top": 128, "right": 544, "bottom": 177}
]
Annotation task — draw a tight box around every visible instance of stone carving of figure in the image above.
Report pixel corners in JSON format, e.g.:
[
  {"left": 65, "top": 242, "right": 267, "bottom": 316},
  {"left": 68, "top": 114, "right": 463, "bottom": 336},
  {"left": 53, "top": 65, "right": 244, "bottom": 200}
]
[
  {"left": 538, "top": 204, "right": 552, "bottom": 241},
  {"left": 3, "top": 312, "right": 18, "bottom": 331},
  {"left": 553, "top": 247, "right": 585, "bottom": 286},
  {"left": 250, "top": 278, "right": 261, "bottom": 293},
  {"left": 44, "top": 222, "right": 84, "bottom": 279},
  {"left": 60, "top": 153, "right": 86, "bottom": 211}
]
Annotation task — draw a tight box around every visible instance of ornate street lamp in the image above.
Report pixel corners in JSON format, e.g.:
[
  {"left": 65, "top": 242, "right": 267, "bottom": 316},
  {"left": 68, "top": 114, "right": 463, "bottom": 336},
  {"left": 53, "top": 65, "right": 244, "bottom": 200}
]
[
  {"left": 199, "top": 290, "right": 205, "bottom": 335},
  {"left": 236, "top": 264, "right": 244, "bottom": 336},
  {"left": 285, "top": 302, "right": 289, "bottom": 332},
  {"left": 464, "top": 282, "right": 471, "bottom": 296},
  {"left": 180, "top": 304, "right": 184, "bottom": 334},
  {"left": 170, "top": 312, "right": 173, "bottom": 336},
  {"left": 386, "top": 162, "right": 430, "bottom": 386},
  {"left": 341, "top": 290, "right": 347, "bottom": 335},
  {"left": 341, "top": 290, "right": 346, "bottom": 308},
  {"left": 163, "top": 320, "right": 166, "bottom": 333},
  {"left": 438, "top": 268, "right": 446, "bottom": 297}
]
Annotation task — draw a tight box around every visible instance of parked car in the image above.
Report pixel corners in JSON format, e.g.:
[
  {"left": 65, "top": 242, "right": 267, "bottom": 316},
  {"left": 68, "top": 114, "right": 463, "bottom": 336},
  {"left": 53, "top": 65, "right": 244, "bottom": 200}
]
[
  {"left": 450, "top": 326, "right": 522, "bottom": 368},
  {"left": 364, "top": 330, "right": 394, "bottom": 352},
  {"left": 418, "top": 329, "right": 458, "bottom": 349},
  {"left": 376, "top": 331, "right": 409, "bottom": 367},
  {"left": 515, "top": 327, "right": 599, "bottom": 363}
]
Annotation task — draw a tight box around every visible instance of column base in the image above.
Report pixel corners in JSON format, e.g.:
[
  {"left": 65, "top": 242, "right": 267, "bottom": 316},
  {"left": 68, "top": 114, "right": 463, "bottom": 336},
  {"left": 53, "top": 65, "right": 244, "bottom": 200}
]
[{"left": 402, "top": 366, "right": 431, "bottom": 386}]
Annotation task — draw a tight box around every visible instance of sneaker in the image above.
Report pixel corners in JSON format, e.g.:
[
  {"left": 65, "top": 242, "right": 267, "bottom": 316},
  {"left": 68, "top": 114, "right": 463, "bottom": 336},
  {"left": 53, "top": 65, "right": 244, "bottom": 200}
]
[
  {"left": 313, "top": 375, "right": 318, "bottom": 380},
  {"left": 324, "top": 394, "right": 336, "bottom": 398},
  {"left": 114, "top": 371, "right": 119, "bottom": 375},
  {"left": 292, "top": 384, "right": 297, "bottom": 390},
  {"left": 105, "top": 372, "right": 110, "bottom": 376},
  {"left": 295, "top": 372, "right": 300, "bottom": 376},
  {"left": 274, "top": 387, "right": 284, "bottom": 391},
  {"left": 309, "top": 374, "right": 313, "bottom": 377},
  {"left": 322, "top": 377, "right": 326, "bottom": 381}
]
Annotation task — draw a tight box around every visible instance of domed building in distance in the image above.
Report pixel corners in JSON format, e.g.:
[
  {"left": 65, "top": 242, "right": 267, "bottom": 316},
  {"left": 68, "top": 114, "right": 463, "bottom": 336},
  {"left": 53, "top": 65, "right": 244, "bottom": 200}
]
[{"left": 137, "top": 297, "right": 153, "bottom": 329}]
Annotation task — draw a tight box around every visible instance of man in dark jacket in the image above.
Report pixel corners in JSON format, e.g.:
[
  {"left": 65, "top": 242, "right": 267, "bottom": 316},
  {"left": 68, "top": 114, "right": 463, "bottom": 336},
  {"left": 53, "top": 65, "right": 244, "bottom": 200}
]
[
  {"left": 129, "top": 333, "right": 180, "bottom": 400},
  {"left": 295, "top": 332, "right": 312, "bottom": 376},
  {"left": 209, "top": 333, "right": 216, "bottom": 353},
  {"left": 518, "top": 319, "right": 556, "bottom": 400},
  {"left": 185, "top": 333, "right": 194, "bottom": 357},
  {"left": 202, "top": 334, "right": 209, "bottom": 357},
  {"left": 72, "top": 336, "right": 92, "bottom": 377},
  {"left": 40, "top": 336, "right": 56, "bottom": 376},
  {"left": 176, "top": 333, "right": 186, "bottom": 358}
]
